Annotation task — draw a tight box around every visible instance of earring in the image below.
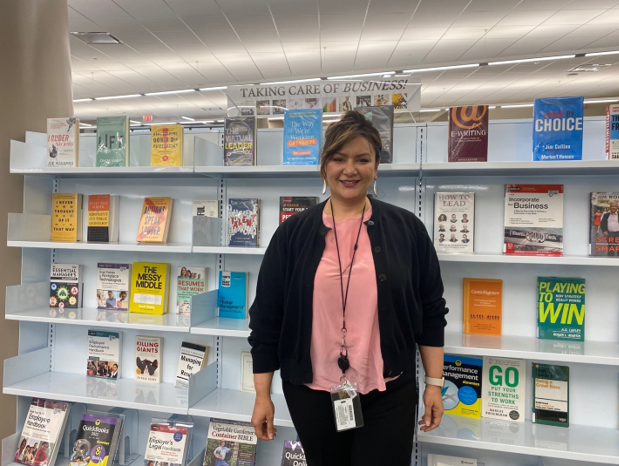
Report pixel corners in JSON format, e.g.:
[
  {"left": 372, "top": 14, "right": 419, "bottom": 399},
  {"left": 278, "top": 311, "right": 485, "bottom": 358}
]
[
  {"left": 373, "top": 180, "right": 377, "bottom": 196},
  {"left": 322, "top": 179, "right": 327, "bottom": 195}
]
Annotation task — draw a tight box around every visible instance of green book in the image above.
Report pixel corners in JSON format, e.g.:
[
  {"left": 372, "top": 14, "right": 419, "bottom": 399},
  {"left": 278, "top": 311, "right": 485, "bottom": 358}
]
[
  {"left": 537, "top": 277, "right": 585, "bottom": 341},
  {"left": 96, "top": 116, "right": 130, "bottom": 167},
  {"left": 532, "top": 363, "right": 569, "bottom": 427}
]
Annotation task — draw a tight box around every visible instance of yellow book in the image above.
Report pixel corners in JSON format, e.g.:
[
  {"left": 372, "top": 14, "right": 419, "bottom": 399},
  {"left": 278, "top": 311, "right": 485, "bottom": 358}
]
[
  {"left": 136, "top": 197, "right": 173, "bottom": 243},
  {"left": 130, "top": 262, "right": 170, "bottom": 315},
  {"left": 151, "top": 124, "right": 183, "bottom": 166},
  {"left": 51, "top": 193, "right": 83, "bottom": 242}
]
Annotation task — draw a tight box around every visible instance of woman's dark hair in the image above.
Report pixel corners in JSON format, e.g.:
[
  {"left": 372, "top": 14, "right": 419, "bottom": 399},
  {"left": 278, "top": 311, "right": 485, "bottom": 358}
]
[{"left": 320, "top": 111, "right": 382, "bottom": 180}]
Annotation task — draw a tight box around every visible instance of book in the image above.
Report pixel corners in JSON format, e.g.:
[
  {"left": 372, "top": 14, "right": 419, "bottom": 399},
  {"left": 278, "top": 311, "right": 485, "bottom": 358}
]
[
  {"left": 607, "top": 104, "right": 619, "bottom": 160},
  {"left": 14, "top": 398, "right": 70, "bottom": 466},
  {"left": 135, "top": 335, "right": 163, "bottom": 383},
  {"left": 96, "top": 116, "right": 130, "bottom": 167},
  {"left": 144, "top": 422, "right": 191, "bottom": 466},
  {"left": 204, "top": 419, "right": 257, "bottom": 466},
  {"left": 241, "top": 352, "right": 255, "bottom": 393},
  {"left": 47, "top": 117, "right": 79, "bottom": 167},
  {"left": 433, "top": 192, "right": 475, "bottom": 253},
  {"left": 192, "top": 200, "right": 220, "bottom": 246},
  {"left": 69, "top": 412, "right": 123, "bottom": 466},
  {"left": 87, "top": 194, "right": 119, "bottom": 242},
  {"left": 228, "top": 198, "right": 260, "bottom": 247},
  {"left": 130, "top": 262, "right": 171, "bottom": 315},
  {"left": 482, "top": 357, "right": 525, "bottom": 422},
  {"left": 532, "top": 363, "right": 569, "bottom": 427},
  {"left": 224, "top": 117, "right": 256, "bottom": 166},
  {"left": 463, "top": 278, "right": 502, "bottom": 336},
  {"left": 279, "top": 196, "right": 319, "bottom": 224},
  {"left": 87, "top": 330, "right": 122, "bottom": 379},
  {"left": 280, "top": 441, "right": 306, "bottom": 466},
  {"left": 589, "top": 192, "right": 619, "bottom": 256},
  {"left": 427, "top": 455, "right": 477, "bottom": 466},
  {"left": 136, "top": 197, "right": 174, "bottom": 243},
  {"left": 96, "top": 263, "right": 131, "bottom": 311},
  {"left": 50, "top": 264, "right": 83, "bottom": 309},
  {"left": 532, "top": 96, "right": 584, "bottom": 161},
  {"left": 537, "top": 277, "right": 585, "bottom": 341},
  {"left": 218, "top": 271, "right": 248, "bottom": 319},
  {"left": 283, "top": 109, "right": 322, "bottom": 165},
  {"left": 448, "top": 105, "right": 488, "bottom": 162},
  {"left": 503, "top": 184, "right": 564, "bottom": 256},
  {"left": 151, "top": 124, "right": 183, "bottom": 166},
  {"left": 175, "top": 341, "right": 208, "bottom": 388},
  {"left": 442, "top": 354, "right": 482, "bottom": 419},
  {"left": 51, "top": 193, "right": 83, "bottom": 242},
  {"left": 355, "top": 105, "right": 394, "bottom": 163},
  {"left": 176, "top": 266, "right": 207, "bottom": 314}
]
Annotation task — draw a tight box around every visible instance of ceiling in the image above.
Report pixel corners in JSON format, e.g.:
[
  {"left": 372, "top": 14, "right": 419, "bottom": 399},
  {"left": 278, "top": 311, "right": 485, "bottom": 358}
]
[{"left": 69, "top": 0, "right": 619, "bottom": 123}]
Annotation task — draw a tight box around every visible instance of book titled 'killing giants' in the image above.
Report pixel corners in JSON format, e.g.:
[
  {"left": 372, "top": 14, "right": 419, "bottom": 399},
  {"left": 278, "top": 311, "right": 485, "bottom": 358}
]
[
  {"left": 47, "top": 117, "right": 79, "bottom": 167},
  {"left": 537, "top": 277, "right": 585, "bottom": 341},
  {"left": 532, "top": 96, "right": 584, "bottom": 161},
  {"left": 50, "top": 264, "right": 83, "bottom": 309},
  {"left": 224, "top": 117, "right": 256, "bottom": 166},
  {"left": 448, "top": 105, "right": 488, "bottom": 162},
  {"left": 532, "top": 363, "right": 569, "bottom": 427},
  {"left": 283, "top": 109, "right": 321, "bottom": 165},
  {"left": 135, "top": 335, "right": 163, "bottom": 383},
  {"left": 96, "top": 116, "right": 130, "bottom": 167}
]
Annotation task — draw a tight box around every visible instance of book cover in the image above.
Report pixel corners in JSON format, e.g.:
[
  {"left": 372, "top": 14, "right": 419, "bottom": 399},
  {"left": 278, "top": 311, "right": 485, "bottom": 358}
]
[
  {"left": 14, "top": 398, "right": 70, "bottom": 466},
  {"left": 228, "top": 198, "right": 260, "bottom": 247},
  {"left": 177, "top": 266, "right": 207, "bottom": 314},
  {"left": 532, "top": 96, "right": 584, "bottom": 161},
  {"left": 218, "top": 271, "right": 247, "bottom": 319},
  {"left": 280, "top": 441, "right": 306, "bottom": 466},
  {"left": 69, "top": 412, "right": 123, "bottom": 466},
  {"left": 135, "top": 335, "right": 163, "bottom": 383},
  {"left": 50, "top": 264, "right": 83, "bottom": 309},
  {"left": 144, "top": 423, "right": 190, "bottom": 466},
  {"left": 136, "top": 197, "right": 174, "bottom": 243},
  {"left": 175, "top": 341, "right": 208, "bottom": 388},
  {"left": 204, "top": 419, "right": 257, "bottom": 466},
  {"left": 463, "top": 278, "right": 502, "bottom": 336},
  {"left": 193, "top": 200, "right": 219, "bottom": 218},
  {"left": 427, "top": 455, "right": 477, "bottom": 466},
  {"left": 87, "top": 194, "right": 119, "bottom": 243},
  {"left": 193, "top": 200, "right": 220, "bottom": 247},
  {"left": 442, "top": 354, "right": 482, "bottom": 419},
  {"left": 130, "top": 262, "right": 171, "bottom": 315},
  {"left": 532, "top": 363, "right": 569, "bottom": 427},
  {"left": 52, "top": 193, "right": 83, "bottom": 242},
  {"left": 96, "top": 116, "right": 130, "bottom": 167},
  {"left": 224, "top": 117, "right": 256, "bottom": 166},
  {"left": 607, "top": 105, "right": 619, "bottom": 160},
  {"left": 279, "top": 196, "right": 318, "bottom": 224},
  {"left": 241, "top": 352, "right": 255, "bottom": 393},
  {"left": 355, "top": 105, "right": 394, "bottom": 163},
  {"left": 87, "top": 330, "right": 122, "bottom": 379},
  {"left": 47, "top": 117, "right": 79, "bottom": 168},
  {"left": 589, "top": 192, "right": 619, "bottom": 256},
  {"left": 448, "top": 105, "right": 488, "bottom": 162},
  {"left": 283, "top": 109, "right": 322, "bottom": 165},
  {"left": 537, "top": 277, "right": 585, "bottom": 341},
  {"left": 151, "top": 124, "right": 183, "bottom": 166},
  {"left": 433, "top": 192, "right": 475, "bottom": 253},
  {"left": 503, "top": 184, "right": 564, "bottom": 256},
  {"left": 482, "top": 357, "right": 525, "bottom": 422},
  {"left": 96, "top": 263, "right": 131, "bottom": 311}
]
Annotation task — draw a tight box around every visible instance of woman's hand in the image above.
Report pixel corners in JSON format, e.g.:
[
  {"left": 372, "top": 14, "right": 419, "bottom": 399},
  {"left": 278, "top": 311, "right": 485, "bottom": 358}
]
[
  {"left": 418, "top": 385, "right": 444, "bottom": 432},
  {"left": 251, "top": 395, "right": 278, "bottom": 440}
]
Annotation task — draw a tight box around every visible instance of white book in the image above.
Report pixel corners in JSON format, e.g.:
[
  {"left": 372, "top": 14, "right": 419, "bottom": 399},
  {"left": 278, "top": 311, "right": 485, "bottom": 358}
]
[
  {"left": 433, "top": 192, "right": 474, "bottom": 254},
  {"left": 135, "top": 335, "right": 163, "bottom": 383},
  {"left": 193, "top": 200, "right": 221, "bottom": 247},
  {"left": 47, "top": 117, "right": 79, "bottom": 167},
  {"left": 240, "top": 352, "right": 255, "bottom": 393},
  {"left": 192, "top": 200, "right": 220, "bottom": 218},
  {"left": 96, "top": 263, "right": 131, "bottom": 310},
  {"left": 87, "top": 330, "right": 122, "bottom": 379},
  {"left": 175, "top": 341, "right": 208, "bottom": 388},
  {"left": 482, "top": 356, "right": 526, "bottom": 422},
  {"left": 427, "top": 454, "right": 477, "bottom": 466},
  {"left": 176, "top": 265, "right": 207, "bottom": 314},
  {"left": 144, "top": 422, "right": 191, "bottom": 466}
]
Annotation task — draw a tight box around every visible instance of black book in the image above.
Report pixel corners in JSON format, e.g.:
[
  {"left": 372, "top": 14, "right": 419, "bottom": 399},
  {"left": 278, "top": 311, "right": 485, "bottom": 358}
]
[
  {"left": 279, "top": 196, "right": 319, "bottom": 224},
  {"left": 355, "top": 105, "right": 394, "bottom": 163},
  {"left": 224, "top": 117, "right": 256, "bottom": 166}
]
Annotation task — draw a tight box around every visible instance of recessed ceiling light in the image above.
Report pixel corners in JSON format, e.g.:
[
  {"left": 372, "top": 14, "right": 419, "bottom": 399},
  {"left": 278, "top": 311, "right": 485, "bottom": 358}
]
[
  {"left": 489, "top": 55, "right": 575, "bottom": 66},
  {"left": 260, "top": 78, "right": 321, "bottom": 85},
  {"left": 70, "top": 32, "right": 122, "bottom": 44},
  {"left": 130, "top": 120, "right": 141, "bottom": 125},
  {"left": 145, "top": 89, "right": 196, "bottom": 96},
  {"left": 419, "top": 108, "right": 443, "bottom": 112},
  {"left": 585, "top": 50, "right": 619, "bottom": 57},
  {"left": 95, "top": 94, "right": 142, "bottom": 100},
  {"left": 500, "top": 104, "right": 534, "bottom": 108},
  {"left": 198, "top": 86, "right": 228, "bottom": 91},
  {"left": 181, "top": 116, "right": 194, "bottom": 121},
  {"left": 73, "top": 98, "right": 93, "bottom": 103},
  {"left": 404, "top": 64, "right": 479, "bottom": 73},
  {"left": 567, "top": 64, "right": 611, "bottom": 72},
  {"left": 326, "top": 72, "right": 395, "bottom": 80},
  {"left": 584, "top": 99, "right": 618, "bottom": 104}
]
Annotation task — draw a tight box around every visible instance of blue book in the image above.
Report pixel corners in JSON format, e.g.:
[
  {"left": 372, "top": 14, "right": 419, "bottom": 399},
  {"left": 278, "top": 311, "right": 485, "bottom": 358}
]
[
  {"left": 283, "top": 109, "right": 322, "bottom": 165},
  {"left": 532, "top": 96, "right": 584, "bottom": 161},
  {"left": 218, "top": 271, "right": 247, "bottom": 319},
  {"left": 228, "top": 198, "right": 260, "bottom": 247}
]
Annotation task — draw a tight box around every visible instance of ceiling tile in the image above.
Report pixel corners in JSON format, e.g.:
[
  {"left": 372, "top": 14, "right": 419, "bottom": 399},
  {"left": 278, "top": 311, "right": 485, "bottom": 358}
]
[
  {"left": 136, "top": 17, "right": 189, "bottom": 31},
  {"left": 318, "top": 0, "right": 367, "bottom": 15},
  {"left": 543, "top": 9, "right": 607, "bottom": 25},
  {"left": 563, "top": 0, "right": 619, "bottom": 8},
  {"left": 68, "top": 0, "right": 130, "bottom": 17},
  {"left": 360, "top": 29, "right": 404, "bottom": 41},
  {"left": 282, "top": 42, "right": 320, "bottom": 53},
  {"left": 526, "top": 25, "right": 579, "bottom": 38},
  {"left": 164, "top": 0, "right": 221, "bottom": 16},
  {"left": 357, "top": 41, "right": 398, "bottom": 52},
  {"left": 320, "top": 29, "right": 362, "bottom": 41},
  {"left": 496, "top": 10, "right": 557, "bottom": 26},
  {"left": 112, "top": 0, "right": 176, "bottom": 17},
  {"left": 422, "top": 40, "right": 478, "bottom": 63},
  {"left": 181, "top": 15, "right": 233, "bottom": 31},
  {"left": 363, "top": 13, "right": 413, "bottom": 28},
  {"left": 465, "top": 0, "right": 522, "bottom": 12},
  {"left": 484, "top": 25, "right": 535, "bottom": 38},
  {"left": 320, "top": 41, "right": 360, "bottom": 52},
  {"left": 320, "top": 15, "right": 366, "bottom": 29},
  {"left": 153, "top": 30, "right": 202, "bottom": 44},
  {"left": 244, "top": 42, "right": 284, "bottom": 53},
  {"left": 227, "top": 16, "right": 275, "bottom": 29},
  {"left": 540, "top": 36, "right": 601, "bottom": 53},
  {"left": 206, "top": 42, "right": 248, "bottom": 53},
  {"left": 272, "top": 15, "right": 319, "bottom": 29},
  {"left": 586, "top": 9, "right": 619, "bottom": 24},
  {"left": 268, "top": 0, "right": 318, "bottom": 15},
  {"left": 236, "top": 29, "right": 281, "bottom": 42},
  {"left": 196, "top": 31, "right": 240, "bottom": 43},
  {"left": 278, "top": 29, "right": 321, "bottom": 41},
  {"left": 442, "top": 27, "right": 489, "bottom": 40},
  {"left": 451, "top": 11, "right": 507, "bottom": 27},
  {"left": 458, "top": 38, "right": 516, "bottom": 60},
  {"left": 400, "top": 27, "right": 448, "bottom": 40}
]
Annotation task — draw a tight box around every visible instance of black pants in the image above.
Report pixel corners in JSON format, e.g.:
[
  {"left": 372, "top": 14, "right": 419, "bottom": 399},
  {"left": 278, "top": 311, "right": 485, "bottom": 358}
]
[{"left": 282, "top": 371, "right": 417, "bottom": 466}]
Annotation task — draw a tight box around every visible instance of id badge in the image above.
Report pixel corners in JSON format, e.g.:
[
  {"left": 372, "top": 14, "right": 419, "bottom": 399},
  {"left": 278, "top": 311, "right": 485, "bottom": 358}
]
[{"left": 330, "top": 380, "right": 364, "bottom": 431}]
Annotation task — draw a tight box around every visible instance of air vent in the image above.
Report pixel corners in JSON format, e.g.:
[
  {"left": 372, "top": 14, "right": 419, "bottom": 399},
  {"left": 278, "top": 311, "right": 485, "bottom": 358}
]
[
  {"left": 70, "top": 32, "right": 122, "bottom": 44},
  {"left": 567, "top": 63, "right": 611, "bottom": 72}
]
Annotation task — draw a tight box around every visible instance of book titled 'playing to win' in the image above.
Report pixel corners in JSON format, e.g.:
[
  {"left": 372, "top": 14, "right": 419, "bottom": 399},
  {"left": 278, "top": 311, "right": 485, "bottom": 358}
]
[{"left": 537, "top": 277, "right": 585, "bottom": 341}]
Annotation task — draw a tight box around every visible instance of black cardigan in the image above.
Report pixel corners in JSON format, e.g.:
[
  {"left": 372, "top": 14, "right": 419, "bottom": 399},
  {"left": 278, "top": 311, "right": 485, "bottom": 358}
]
[{"left": 248, "top": 197, "right": 448, "bottom": 385}]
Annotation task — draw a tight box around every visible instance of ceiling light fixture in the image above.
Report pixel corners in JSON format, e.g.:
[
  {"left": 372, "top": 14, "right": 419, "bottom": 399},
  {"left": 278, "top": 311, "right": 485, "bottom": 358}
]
[
  {"left": 198, "top": 86, "right": 228, "bottom": 91},
  {"left": 419, "top": 108, "right": 443, "bottom": 112},
  {"left": 500, "top": 104, "right": 534, "bottom": 108},
  {"left": 404, "top": 64, "right": 479, "bottom": 73},
  {"left": 260, "top": 78, "right": 321, "bottom": 85},
  {"left": 268, "top": 116, "right": 285, "bottom": 120},
  {"left": 95, "top": 94, "right": 142, "bottom": 100},
  {"left": 584, "top": 99, "right": 618, "bottom": 104},
  {"left": 70, "top": 32, "right": 122, "bottom": 44},
  {"left": 489, "top": 106, "right": 496, "bottom": 109},
  {"left": 327, "top": 71, "right": 395, "bottom": 80},
  {"left": 79, "top": 122, "right": 92, "bottom": 127},
  {"left": 143, "top": 121, "right": 179, "bottom": 125},
  {"left": 181, "top": 116, "right": 194, "bottom": 121},
  {"left": 585, "top": 50, "right": 619, "bottom": 57},
  {"left": 489, "top": 55, "right": 575, "bottom": 66},
  {"left": 144, "top": 89, "right": 196, "bottom": 96},
  {"left": 73, "top": 98, "right": 94, "bottom": 103},
  {"left": 130, "top": 120, "right": 141, "bottom": 125}
]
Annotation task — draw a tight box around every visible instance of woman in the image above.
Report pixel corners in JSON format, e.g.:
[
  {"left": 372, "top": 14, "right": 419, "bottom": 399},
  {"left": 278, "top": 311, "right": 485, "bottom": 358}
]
[
  {"left": 33, "top": 442, "right": 49, "bottom": 466},
  {"left": 116, "top": 291, "right": 127, "bottom": 309},
  {"left": 248, "top": 111, "right": 448, "bottom": 466},
  {"left": 15, "top": 439, "right": 26, "bottom": 462}
]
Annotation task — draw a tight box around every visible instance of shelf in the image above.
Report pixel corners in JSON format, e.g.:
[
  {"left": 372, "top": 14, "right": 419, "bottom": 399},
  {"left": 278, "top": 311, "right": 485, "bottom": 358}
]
[
  {"left": 191, "top": 317, "right": 250, "bottom": 337},
  {"left": 7, "top": 240, "right": 192, "bottom": 253},
  {"left": 195, "top": 165, "right": 321, "bottom": 179},
  {"left": 10, "top": 166, "right": 196, "bottom": 178},
  {"left": 192, "top": 246, "right": 267, "bottom": 255},
  {"left": 189, "top": 388, "right": 293, "bottom": 428},
  {"left": 438, "top": 253, "right": 619, "bottom": 266}
]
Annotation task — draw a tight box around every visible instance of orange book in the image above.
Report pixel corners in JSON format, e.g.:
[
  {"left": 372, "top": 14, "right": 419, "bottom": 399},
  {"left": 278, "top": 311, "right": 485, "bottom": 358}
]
[
  {"left": 463, "top": 278, "right": 502, "bottom": 335},
  {"left": 136, "top": 197, "right": 173, "bottom": 243}
]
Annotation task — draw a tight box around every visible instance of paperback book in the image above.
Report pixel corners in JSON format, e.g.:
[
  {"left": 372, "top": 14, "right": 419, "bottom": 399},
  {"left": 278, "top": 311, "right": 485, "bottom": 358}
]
[
  {"left": 69, "top": 412, "right": 123, "bottom": 466},
  {"left": 50, "top": 264, "right": 83, "bottom": 309},
  {"left": 87, "top": 330, "right": 122, "bottom": 379},
  {"left": 96, "top": 263, "right": 131, "bottom": 311},
  {"left": 151, "top": 124, "right": 183, "bottom": 166},
  {"left": 130, "top": 262, "right": 171, "bottom": 315},
  {"left": 240, "top": 352, "right": 255, "bottom": 393},
  {"left": 52, "top": 193, "right": 83, "bottom": 242},
  {"left": 175, "top": 341, "right": 208, "bottom": 388},
  {"left": 144, "top": 422, "right": 191, "bottom": 466},
  {"left": 532, "top": 96, "right": 584, "bottom": 161},
  {"left": 176, "top": 266, "right": 207, "bottom": 314},
  {"left": 589, "top": 192, "right": 619, "bottom": 256},
  {"left": 87, "top": 194, "right": 120, "bottom": 243},
  {"left": 607, "top": 104, "right": 619, "bottom": 160},
  {"left": 532, "top": 363, "right": 569, "bottom": 427},
  {"left": 482, "top": 357, "right": 525, "bottom": 422},
  {"left": 224, "top": 117, "right": 256, "bottom": 166},
  {"left": 355, "top": 105, "right": 394, "bottom": 163},
  {"left": 96, "top": 116, "right": 130, "bottom": 167},
  {"left": 463, "top": 278, "right": 502, "bottom": 336},
  {"left": 283, "top": 109, "right": 321, "bottom": 165},
  {"left": 448, "top": 105, "right": 488, "bottom": 162},
  {"left": 427, "top": 455, "right": 476, "bottom": 466},
  {"left": 280, "top": 441, "right": 306, "bottom": 466},
  {"left": 537, "top": 277, "right": 585, "bottom": 341},
  {"left": 433, "top": 192, "right": 474, "bottom": 253},
  {"left": 136, "top": 335, "right": 163, "bottom": 383},
  {"left": 204, "top": 419, "right": 257, "bottom": 466},
  {"left": 442, "top": 354, "right": 482, "bottom": 419},
  {"left": 136, "top": 197, "right": 174, "bottom": 243},
  {"left": 47, "top": 117, "right": 79, "bottom": 168},
  {"left": 228, "top": 198, "right": 260, "bottom": 247},
  {"left": 218, "top": 271, "right": 248, "bottom": 319},
  {"left": 279, "top": 196, "right": 319, "bottom": 224}
]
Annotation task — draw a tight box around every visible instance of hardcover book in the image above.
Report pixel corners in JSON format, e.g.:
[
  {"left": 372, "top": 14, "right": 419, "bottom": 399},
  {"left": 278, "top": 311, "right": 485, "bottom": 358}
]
[
  {"left": 205, "top": 419, "right": 257, "bottom": 466},
  {"left": 14, "top": 398, "right": 70, "bottom": 466},
  {"left": 136, "top": 197, "right": 174, "bottom": 243},
  {"left": 503, "top": 184, "right": 564, "bottom": 256},
  {"left": 433, "top": 192, "right": 474, "bottom": 254},
  {"left": 283, "top": 109, "right": 322, "bottom": 165},
  {"left": 532, "top": 96, "right": 584, "bottom": 161},
  {"left": 448, "top": 105, "right": 488, "bottom": 162},
  {"left": 52, "top": 193, "right": 83, "bottom": 242},
  {"left": 240, "top": 352, "right": 255, "bottom": 393},
  {"left": 607, "top": 104, "right": 619, "bottom": 160},
  {"left": 175, "top": 341, "right": 208, "bottom": 388},
  {"left": 192, "top": 200, "right": 220, "bottom": 246},
  {"left": 47, "top": 117, "right": 79, "bottom": 168},
  {"left": 427, "top": 455, "right": 477, "bottom": 466},
  {"left": 279, "top": 196, "right": 319, "bottom": 224},
  {"left": 87, "top": 330, "right": 122, "bottom": 379},
  {"left": 228, "top": 198, "right": 260, "bottom": 247},
  {"left": 144, "top": 422, "right": 191, "bottom": 466},
  {"left": 130, "top": 262, "right": 171, "bottom": 315},
  {"left": 218, "top": 271, "right": 248, "bottom": 319},
  {"left": 280, "top": 441, "right": 306, "bottom": 466},
  {"left": 482, "top": 357, "right": 525, "bottom": 422},
  {"left": 532, "top": 363, "right": 569, "bottom": 427},
  {"left": 224, "top": 117, "right": 256, "bottom": 166},
  {"left": 463, "top": 278, "right": 502, "bottom": 336},
  {"left": 87, "top": 194, "right": 119, "bottom": 243},
  {"left": 69, "top": 412, "right": 123, "bottom": 466},
  {"left": 589, "top": 192, "right": 619, "bottom": 256},
  {"left": 442, "top": 354, "right": 482, "bottom": 419},
  {"left": 50, "top": 264, "right": 83, "bottom": 309},
  {"left": 135, "top": 335, "right": 163, "bottom": 383},
  {"left": 176, "top": 266, "right": 207, "bottom": 314},
  {"left": 96, "top": 263, "right": 131, "bottom": 311},
  {"left": 537, "top": 277, "right": 585, "bottom": 341},
  {"left": 355, "top": 105, "right": 394, "bottom": 163},
  {"left": 96, "top": 116, "right": 130, "bottom": 167},
  {"left": 151, "top": 124, "right": 183, "bottom": 166}
]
